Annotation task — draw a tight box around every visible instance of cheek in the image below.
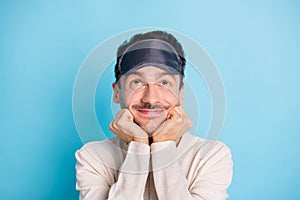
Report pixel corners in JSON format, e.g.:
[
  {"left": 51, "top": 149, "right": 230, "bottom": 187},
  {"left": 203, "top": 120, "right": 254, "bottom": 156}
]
[
  {"left": 163, "top": 95, "right": 179, "bottom": 106},
  {"left": 122, "top": 90, "right": 143, "bottom": 106},
  {"left": 161, "top": 88, "right": 180, "bottom": 105}
]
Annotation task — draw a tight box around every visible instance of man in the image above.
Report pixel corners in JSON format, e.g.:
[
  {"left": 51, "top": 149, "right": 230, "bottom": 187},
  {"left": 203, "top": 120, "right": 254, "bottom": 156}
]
[{"left": 75, "top": 31, "right": 233, "bottom": 199}]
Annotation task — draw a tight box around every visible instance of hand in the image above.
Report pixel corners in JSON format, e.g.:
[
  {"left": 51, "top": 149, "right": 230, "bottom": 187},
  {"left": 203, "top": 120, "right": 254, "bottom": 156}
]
[
  {"left": 110, "top": 108, "right": 149, "bottom": 145},
  {"left": 152, "top": 106, "right": 192, "bottom": 145}
]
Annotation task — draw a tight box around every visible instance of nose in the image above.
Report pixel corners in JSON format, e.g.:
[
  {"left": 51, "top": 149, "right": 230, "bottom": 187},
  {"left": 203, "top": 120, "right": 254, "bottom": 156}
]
[{"left": 141, "top": 84, "right": 160, "bottom": 105}]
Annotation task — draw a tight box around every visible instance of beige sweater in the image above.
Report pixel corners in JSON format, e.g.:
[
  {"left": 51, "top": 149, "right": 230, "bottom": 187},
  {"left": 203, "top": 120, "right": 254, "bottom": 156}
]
[{"left": 75, "top": 133, "right": 233, "bottom": 200}]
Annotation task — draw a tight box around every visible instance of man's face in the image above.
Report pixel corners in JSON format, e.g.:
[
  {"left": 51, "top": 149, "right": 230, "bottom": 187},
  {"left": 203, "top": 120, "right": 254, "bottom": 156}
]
[{"left": 113, "top": 66, "right": 184, "bottom": 134}]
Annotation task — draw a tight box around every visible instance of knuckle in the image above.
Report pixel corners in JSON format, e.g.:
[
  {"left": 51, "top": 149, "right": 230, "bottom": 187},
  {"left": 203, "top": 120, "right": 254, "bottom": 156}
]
[{"left": 115, "top": 120, "right": 123, "bottom": 128}]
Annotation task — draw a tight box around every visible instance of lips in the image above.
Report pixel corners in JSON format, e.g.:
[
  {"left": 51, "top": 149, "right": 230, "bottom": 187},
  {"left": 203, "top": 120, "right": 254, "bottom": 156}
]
[{"left": 137, "top": 109, "right": 165, "bottom": 118}]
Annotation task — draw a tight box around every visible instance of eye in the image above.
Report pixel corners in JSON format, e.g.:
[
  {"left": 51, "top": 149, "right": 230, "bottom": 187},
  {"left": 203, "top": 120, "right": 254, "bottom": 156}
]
[
  {"left": 160, "top": 81, "right": 170, "bottom": 87},
  {"left": 133, "top": 80, "right": 142, "bottom": 86},
  {"left": 129, "top": 79, "right": 144, "bottom": 90}
]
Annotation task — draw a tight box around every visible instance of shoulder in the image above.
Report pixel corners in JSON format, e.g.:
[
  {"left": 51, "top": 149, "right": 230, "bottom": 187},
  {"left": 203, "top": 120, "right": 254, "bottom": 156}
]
[
  {"left": 181, "top": 133, "right": 232, "bottom": 161},
  {"left": 77, "top": 137, "right": 125, "bottom": 153},
  {"left": 75, "top": 137, "right": 127, "bottom": 168},
  {"left": 180, "top": 133, "right": 233, "bottom": 178}
]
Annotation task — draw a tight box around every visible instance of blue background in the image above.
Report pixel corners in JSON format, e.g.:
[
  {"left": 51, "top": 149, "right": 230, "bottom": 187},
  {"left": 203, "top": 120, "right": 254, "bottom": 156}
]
[{"left": 1, "top": 0, "right": 300, "bottom": 199}]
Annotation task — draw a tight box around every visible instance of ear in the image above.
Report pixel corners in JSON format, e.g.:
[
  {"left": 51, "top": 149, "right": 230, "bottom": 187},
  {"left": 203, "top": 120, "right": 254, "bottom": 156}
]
[
  {"left": 179, "top": 84, "right": 184, "bottom": 105},
  {"left": 112, "top": 83, "right": 120, "bottom": 103}
]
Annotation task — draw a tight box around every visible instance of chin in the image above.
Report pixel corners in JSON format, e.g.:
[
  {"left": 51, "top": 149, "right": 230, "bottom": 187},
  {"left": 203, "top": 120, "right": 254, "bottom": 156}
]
[
  {"left": 136, "top": 119, "right": 166, "bottom": 135},
  {"left": 140, "top": 126, "right": 157, "bottom": 136}
]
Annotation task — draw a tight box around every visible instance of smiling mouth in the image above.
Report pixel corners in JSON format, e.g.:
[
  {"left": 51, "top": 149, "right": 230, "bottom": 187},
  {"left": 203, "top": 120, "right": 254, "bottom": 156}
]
[{"left": 137, "top": 109, "right": 165, "bottom": 117}]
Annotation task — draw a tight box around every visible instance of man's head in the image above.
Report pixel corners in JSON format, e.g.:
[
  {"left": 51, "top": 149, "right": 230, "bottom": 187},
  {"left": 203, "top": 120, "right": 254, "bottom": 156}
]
[
  {"left": 114, "top": 31, "right": 186, "bottom": 85},
  {"left": 112, "top": 31, "right": 186, "bottom": 134}
]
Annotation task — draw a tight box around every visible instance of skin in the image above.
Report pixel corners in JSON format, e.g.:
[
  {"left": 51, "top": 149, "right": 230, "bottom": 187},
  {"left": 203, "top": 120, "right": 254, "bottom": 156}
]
[{"left": 110, "top": 66, "right": 192, "bottom": 145}]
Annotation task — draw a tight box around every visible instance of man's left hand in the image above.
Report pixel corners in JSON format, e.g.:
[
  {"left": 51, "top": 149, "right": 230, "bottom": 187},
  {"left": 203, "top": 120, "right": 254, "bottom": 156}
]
[{"left": 152, "top": 106, "right": 192, "bottom": 145}]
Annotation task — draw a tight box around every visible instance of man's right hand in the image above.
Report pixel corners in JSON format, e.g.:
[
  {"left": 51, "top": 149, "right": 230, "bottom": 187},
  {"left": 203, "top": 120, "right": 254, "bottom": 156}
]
[{"left": 110, "top": 108, "right": 149, "bottom": 145}]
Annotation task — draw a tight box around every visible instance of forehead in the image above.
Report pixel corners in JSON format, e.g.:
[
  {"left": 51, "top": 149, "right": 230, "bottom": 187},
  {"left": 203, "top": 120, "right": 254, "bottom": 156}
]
[{"left": 124, "top": 66, "right": 180, "bottom": 80}]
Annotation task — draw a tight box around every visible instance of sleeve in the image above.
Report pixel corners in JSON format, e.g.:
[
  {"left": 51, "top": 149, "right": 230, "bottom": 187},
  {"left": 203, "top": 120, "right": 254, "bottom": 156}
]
[
  {"left": 150, "top": 141, "right": 233, "bottom": 200},
  {"left": 75, "top": 141, "right": 151, "bottom": 200}
]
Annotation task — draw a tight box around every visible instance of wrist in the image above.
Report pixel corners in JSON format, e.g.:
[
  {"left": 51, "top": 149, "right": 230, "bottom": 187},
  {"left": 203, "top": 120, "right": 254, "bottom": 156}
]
[{"left": 133, "top": 137, "right": 149, "bottom": 145}]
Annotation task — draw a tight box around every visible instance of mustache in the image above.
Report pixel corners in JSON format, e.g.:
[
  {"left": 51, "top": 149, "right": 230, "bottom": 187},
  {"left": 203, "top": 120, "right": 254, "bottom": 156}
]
[{"left": 131, "top": 103, "right": 171, "bottom": 110}]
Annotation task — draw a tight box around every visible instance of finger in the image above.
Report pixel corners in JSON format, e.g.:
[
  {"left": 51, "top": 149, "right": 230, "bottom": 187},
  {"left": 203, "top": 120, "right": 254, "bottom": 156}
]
[
  {"left": 152, "top": 118, "right": 176, "bottom": 138},
  {"left": 154, "top": 107, "right": 180, "bottom": 135},
  {"left": 111, "top": 109, "right": 126, "bottom": 127},
  {"left": 180, "top": 108, "right": 193, "bottom": 131},
  {"left": 116, "top": 109, "right": 135, "bottom": 130},
  {"left": 122, "top": 108, "right": 134, "bottom": 122},
  {"left": 115, "top": 109, "right": 148, "bottom": 136},
  {"left": 116, "top": 108, "right": 128, "bottom": 121},
  {"left": 167, "top": 106, "right": 181, "bottom": 119},
  {"left": 152, "top": 107, "right": 184, "bottom": 139},
  {"left": 110, "top": 109, "right": 128, "bottom": 135}
]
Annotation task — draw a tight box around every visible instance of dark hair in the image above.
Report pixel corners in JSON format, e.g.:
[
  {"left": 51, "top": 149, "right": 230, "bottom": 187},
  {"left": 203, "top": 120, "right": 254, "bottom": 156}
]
[{"left": 114, "top": 30, "right": 186, "bottom": 86}]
